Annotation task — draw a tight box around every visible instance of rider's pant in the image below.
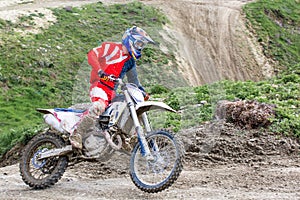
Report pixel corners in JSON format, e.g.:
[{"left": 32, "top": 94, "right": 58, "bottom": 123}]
[{"left": 70, "top": 81, "right": 114, "bottom": 148}]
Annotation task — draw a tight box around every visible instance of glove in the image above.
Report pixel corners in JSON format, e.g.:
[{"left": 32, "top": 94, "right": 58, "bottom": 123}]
[
  {"left": 98, "top": 70, "right": 108, "bottom": 78},
  {"left": 98, "top": 70, "right": 111, "bottom": 81},
  {"left": 143, "top": 92, "right": 150, "bottom": 101},
  {"left": 98, "top": 70, "right": 117, "bottom": 82}
]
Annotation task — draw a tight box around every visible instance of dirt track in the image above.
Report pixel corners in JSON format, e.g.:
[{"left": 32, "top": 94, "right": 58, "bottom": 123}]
[
  {"left": 1, "top": 161, "right": 300, "bottom": 200},
  {"left": 1, "top": 123, "right": 300, "bottom": 200},
  {"left": 0, "top": 0, "right": 299, "bottom": 199}
]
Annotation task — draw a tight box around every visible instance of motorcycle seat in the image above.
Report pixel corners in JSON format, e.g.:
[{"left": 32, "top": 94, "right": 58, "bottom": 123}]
[{"left": 54, "top": 108, "right": 86, "bottom": 113}]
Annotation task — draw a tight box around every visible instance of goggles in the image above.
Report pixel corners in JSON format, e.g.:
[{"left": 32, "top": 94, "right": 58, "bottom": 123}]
[{"left": 132, "top": 39, "right": 147, "bottom": 51}]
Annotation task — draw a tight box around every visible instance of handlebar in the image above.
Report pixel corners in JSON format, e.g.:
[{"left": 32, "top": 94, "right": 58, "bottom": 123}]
[
  {"left": 108, "top": 75, "right": 123, "bottom": 85},
  {"left": 108, "top": 75, "right": 148, "bottom": 100}
]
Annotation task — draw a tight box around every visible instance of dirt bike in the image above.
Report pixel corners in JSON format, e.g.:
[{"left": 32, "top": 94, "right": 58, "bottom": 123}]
[{"left": 19, "top": 76, "right": 185, "bottom": 193}]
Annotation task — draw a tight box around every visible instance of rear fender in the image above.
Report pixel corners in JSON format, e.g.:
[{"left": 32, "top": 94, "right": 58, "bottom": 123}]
[
  {"left": 136, "top": 101, "right": 176, "bottom": 116},
  {"left": 37, "top": 109, "right": 65, "bottom": 133},
  {"left": 36, "top": 108, "right": 56, "bottom": 115},
  {"left": 36, "top": 108, "right": 82, "bottom": 133}
]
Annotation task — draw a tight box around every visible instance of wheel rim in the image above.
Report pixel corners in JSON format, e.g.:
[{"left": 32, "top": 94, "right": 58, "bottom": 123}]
[
  {"left": 32, "top": 149, "right": 47, "bottom": 168},
  {"left": 26, "top": 141, "right": 60, "bottom": 179},
  {"left": 133, "top": 134, "right": 178, "bottom": 186}
]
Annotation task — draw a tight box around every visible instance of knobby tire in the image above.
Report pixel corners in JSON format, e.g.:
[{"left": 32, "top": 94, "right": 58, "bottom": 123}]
[{"left": 19, "top": 131, "right": 68, "bottom": 189}]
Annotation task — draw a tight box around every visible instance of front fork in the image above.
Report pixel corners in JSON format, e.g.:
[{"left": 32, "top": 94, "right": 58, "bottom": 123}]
[
  {"left": 141, "top": 112, "right": 160, "bottom": 152},
  {"left": 141, "top": 112, "right": 151, "bottom": 133},
  {"left": 124, "top": 91, "right": 154, "bottom": 160}
]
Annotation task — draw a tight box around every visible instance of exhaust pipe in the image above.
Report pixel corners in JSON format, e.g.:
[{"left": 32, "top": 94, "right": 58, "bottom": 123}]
[{"left": 102, "top": 131, "right": 122, "bottom": 150}]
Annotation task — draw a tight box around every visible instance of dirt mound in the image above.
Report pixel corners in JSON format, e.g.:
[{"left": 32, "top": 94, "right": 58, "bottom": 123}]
[
  {"left": 182, "top": 121, "right": 300, "bottom": 168},
  {"left": 215, "top": 100, "right": 276, "bottom": 129},
  {"left": 0, "top": 143, "right": 25, "bottom": 168},
  {"left": 66, "top": 152, "right": 130, "bottom": 181}
]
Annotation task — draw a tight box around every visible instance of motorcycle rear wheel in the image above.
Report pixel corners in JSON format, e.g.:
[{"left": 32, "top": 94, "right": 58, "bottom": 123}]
[
  {"left": 130, "top": 130, "right": 185, "bottom": 193},
  {"left": 19, "top": 131, "right": 68, "bottom": 189}
]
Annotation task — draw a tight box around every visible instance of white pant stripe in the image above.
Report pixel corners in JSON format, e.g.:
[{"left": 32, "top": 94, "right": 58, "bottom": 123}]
[{"left": 90, "top": 87, "right": 108, "bottom": 101}]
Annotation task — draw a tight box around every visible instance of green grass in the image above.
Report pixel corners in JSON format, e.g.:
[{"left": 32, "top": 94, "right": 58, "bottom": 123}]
[{"left": 243, "top": 0, "right": 300, "bottom": 69}]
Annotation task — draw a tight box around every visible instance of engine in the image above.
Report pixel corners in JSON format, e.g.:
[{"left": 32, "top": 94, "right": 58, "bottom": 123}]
[
  {"left": 83, "top": 133, "right": 107, "bottom": 157},
  {"left": 82, "top": 124, "right": 107, "bottom": 157}
]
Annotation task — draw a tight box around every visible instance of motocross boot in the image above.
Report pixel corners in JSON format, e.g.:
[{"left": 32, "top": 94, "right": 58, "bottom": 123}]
[
  {"left": 70, "top": 115, "right": 95, "bottom": 149},
  {"left": 69, "top": 132, "right": 83, "bottom": 149},
  {"left": 70, "top": 101, "right": 105, "bottom": 149}
]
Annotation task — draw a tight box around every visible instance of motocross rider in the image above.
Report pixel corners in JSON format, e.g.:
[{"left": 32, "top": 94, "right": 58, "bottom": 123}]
[{"left": 70, "top": 26, "right": 155, "bottom": 149}]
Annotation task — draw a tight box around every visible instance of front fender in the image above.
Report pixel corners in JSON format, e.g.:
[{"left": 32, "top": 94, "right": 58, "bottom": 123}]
[{"left": 136, "top": 101, "right": 176, "bottom": 115}]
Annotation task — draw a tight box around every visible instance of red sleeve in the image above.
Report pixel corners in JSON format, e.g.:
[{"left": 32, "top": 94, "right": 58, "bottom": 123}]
[
  {"left": 87, "top": 44, "right": 106, "bottom": 84},
  {"left": 87, "top": 49, "right": 101, "bottom": 72},
  {"left": 87, "top": 42, "right": 109, "bottom": 71}
]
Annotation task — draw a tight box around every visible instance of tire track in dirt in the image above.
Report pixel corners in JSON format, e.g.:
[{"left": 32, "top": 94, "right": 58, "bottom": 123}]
[{"left": 143, "top": 0, "right": 274, "bottom": 86}]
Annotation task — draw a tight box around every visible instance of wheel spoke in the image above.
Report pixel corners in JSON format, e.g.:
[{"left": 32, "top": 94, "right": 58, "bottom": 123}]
[
  {"left": 20, "top": 132, "right": 69, "bottom": 189},
  {"left": 130, "top": 130, "right": 184, "bottom": 193},
  {"left": 134, "top": 134, "right": 177, "bottom": 185}
]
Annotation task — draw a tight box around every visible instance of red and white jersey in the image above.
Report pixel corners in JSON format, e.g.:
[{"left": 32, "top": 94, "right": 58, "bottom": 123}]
[{"left": 87, "top": 42, "right": 131, "bottom": 89}]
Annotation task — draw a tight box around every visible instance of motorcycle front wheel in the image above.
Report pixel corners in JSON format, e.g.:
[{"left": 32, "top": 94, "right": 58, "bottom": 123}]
[
  {"left": 19, "top": 131, "right": 68, "bottom": 189},
  {"left": 130, "top": 130, "right": 185, "bottom": 193}
]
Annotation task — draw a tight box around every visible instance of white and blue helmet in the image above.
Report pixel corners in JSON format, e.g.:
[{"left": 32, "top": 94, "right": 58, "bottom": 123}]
[{"left": 122, "top": 26, "right": 155, "bottom": 60}]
